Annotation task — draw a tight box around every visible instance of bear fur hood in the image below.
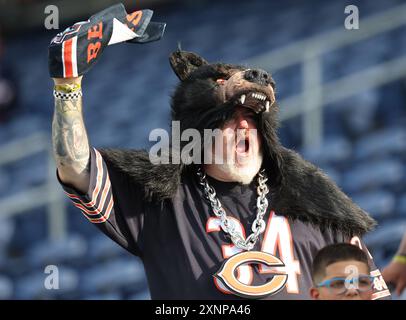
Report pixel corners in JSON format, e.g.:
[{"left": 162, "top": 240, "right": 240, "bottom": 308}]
[
  {"left": 98, "top": 49, "right": 376, "bottom": 238},
  {"left": 99, "top": 147, "right": 376, "bottom": 238}
]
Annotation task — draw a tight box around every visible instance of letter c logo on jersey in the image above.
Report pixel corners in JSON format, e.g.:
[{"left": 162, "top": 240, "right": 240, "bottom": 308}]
[{"left": 215, "top": 251, "right": 288, "bottom": 299}]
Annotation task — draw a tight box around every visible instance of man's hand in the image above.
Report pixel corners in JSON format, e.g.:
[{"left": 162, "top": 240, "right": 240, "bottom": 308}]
[
  {"left": 48, "top": 3, "right": 165, "bottom": 79},
  {"left": 50, "top": 4, "right": 165, "bottom": 194},
  {"left": 382, "top": 260, "right": 406, "bottom": 296}
]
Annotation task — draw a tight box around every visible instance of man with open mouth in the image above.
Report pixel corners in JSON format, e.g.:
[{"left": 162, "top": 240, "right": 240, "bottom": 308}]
[
  {"left": 204, "top": 106, "right": 263, "bottom": 185},
  {"left": 49, "top": 4, "right": 390, "bottom": 299}
]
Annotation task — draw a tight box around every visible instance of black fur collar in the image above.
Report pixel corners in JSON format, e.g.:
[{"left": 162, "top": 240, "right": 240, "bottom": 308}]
[{"left": 99, "top": 147, "right": 376, "bottom": 237}]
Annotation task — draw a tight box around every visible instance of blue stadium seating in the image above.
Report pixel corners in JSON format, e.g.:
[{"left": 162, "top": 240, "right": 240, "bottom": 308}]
[
  {"left": 0, "top": 218, "right": 15, "bottom": 251},
  {"left": 352, "top": 190, "right": 396, "bottom": 219},
  {"left": 14, "top": 266, "right": 79, "bottom": 299},
  {"left": 0, "top": 169, "right": 10, "bottom": 195},
  {"left": 128, "top": 290, "right": 152, "bottom": 300},
  {"left": 364, "top": 220, "right": 406, "bottom": 257},
  {"left": 84, "top": 292, "right": 122, "bottom": 300},
  {"left": 6, "top": 208, "right": 48, "bottom": 256},
  {"left": 301, "top": 137, "right": 352, "bottom": 166},
  {"left": 397, "top": 194, "right": 406, "bottom": 217},
  {"left": 88, "top": 233, "right": 130, "bottom": 262},
  {"left": 79, "top": 258, "right": 147, "bottom": 294},
  {"left": 0, "top": 0, "right": 405, "bottom": 299},
  {"left": 0, "top": 276, "right": 13, "bottom": 299},
  {"left": 342, "top": 159, "right": 404, "bottom": 193},
  {"left": 339, "top": 91, "right": 380, "bottom": 138},
  {"left": 27, "top": 234, "right": 88, "bottom": 268},
  {"left": 354, "top": 126, "right": 406, "bottom": 160}
]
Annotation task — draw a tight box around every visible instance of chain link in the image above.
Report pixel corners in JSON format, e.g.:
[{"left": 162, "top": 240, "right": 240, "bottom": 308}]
[{"left": 197, "top": 168, "right": 270, "bottom": 251}]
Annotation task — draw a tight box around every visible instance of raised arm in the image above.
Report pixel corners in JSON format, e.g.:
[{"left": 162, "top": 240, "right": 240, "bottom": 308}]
[
  {"left": 52, "top": 76, "right": 90, "bottom": 194},
  {"left": 48, "top": 5, "right": 165, "bottom": 193}
]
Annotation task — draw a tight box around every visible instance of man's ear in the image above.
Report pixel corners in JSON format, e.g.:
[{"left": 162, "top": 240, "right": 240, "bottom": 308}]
[
  {"left": 169, "top": 50, "right": 208, "bottom": 81},
  {"left": 309, "top": 287, "right": 320, "bottom": 300}
]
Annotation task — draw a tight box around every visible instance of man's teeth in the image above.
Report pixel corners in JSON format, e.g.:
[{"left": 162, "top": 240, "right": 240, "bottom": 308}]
[{"left": 240, "top": 94, "right": 246, "bottom": 104}]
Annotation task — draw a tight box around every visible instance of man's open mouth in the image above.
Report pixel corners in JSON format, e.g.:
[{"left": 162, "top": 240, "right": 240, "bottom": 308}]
[
  {"left": 233, "top": 91, "right": 271, "bottom": 114},
  {"left": 236, "top": 135, "right": 250, "bottom": 155}
]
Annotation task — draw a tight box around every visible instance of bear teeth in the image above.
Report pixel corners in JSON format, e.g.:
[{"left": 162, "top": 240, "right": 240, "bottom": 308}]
[
  {"left": 239, "top": 93, "right": 267, "bottom": 105},
  {"left": 252, "top": 92, "right": 266, "bottom": 101},
  {"left": 240, "top": 94, "right": 246, "bottom": 104},
  {"left": 265, "top": 100, "right": 270, "bottom": 112}
]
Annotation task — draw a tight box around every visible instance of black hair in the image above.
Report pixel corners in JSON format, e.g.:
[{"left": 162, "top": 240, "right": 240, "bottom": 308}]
[{"left": 311, "top": 243, "right": 370, "bottom": 284}]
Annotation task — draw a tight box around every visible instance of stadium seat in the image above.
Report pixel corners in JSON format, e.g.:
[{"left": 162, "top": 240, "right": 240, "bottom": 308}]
[
  {"left": 339, "top": 90, "right": 379, "bottom": 138},
  {"left": 342, "top": 159, "right": 404, "bottom": 193},
  {"left": 83, "top": 292, "right": 122, "bottom": 300},
  {"left": 88, "top": 233, "right": 130, "bottom": 261},
  {"left": 0, "top": 276, "right": 13, "bottom": 299},
  {"left": 10, "top": 209, "right": 48, "bottom": 250},
  {"left": 0, "top": 125, "right": 11, "bottom": 146},
  {"left": 354, "top": 127, "right": 406, "bottom": 160},
  {"left": 27, "top": 234, "right": 88, "bottom": 268},
  {"left": 0, "top": 168, "right": 10, "bottom": 195},
  {"left": 14, "top": 266, "right": 79, "bottom": 299},
  {"left": 301, "top": 137, "right": 352, "bottom": 166},
  {"left": 351, "top": 190, "right": 396, "bottom": 219},
  {"left": 376, "top": 80, "right": 406, "bottom": 127},
  {"left": 0, "top": 217, "right": 15, "bottom": 252},
  {"left": 0, "top": 253, "right": 6, "bottom": 272},
  {"left": 80, "top": 258, "right": 147, "bottom": 294},
  {"left": 128, "top": 290, "right": 151, "bottom": 300},
  {"left": 8, "top": 115, "right": 46, "bottom": 140},
  {"left": 397, "top": 194, "right": 406, "bottom": 217},
  {"left": 13, "top": 153, "right": 48, "bottom": 189},
  {"left": 363, "top": 220, "right": 406, "bottom": 252}
]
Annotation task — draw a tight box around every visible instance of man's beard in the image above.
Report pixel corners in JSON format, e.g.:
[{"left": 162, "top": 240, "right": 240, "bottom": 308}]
[{"left": 214, "top": 152, "right": 263, "bottom": 185}]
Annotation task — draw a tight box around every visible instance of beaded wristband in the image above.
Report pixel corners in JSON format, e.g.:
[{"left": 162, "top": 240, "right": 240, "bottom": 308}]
[
  {"left": 393, "top": 254, "right": 406, "bottom": 265},
  {"left": 54, "top": 83, "right": 81, "bottom": 93}
]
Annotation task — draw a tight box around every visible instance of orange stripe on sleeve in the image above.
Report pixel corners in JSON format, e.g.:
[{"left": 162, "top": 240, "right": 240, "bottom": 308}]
[
  {"left": 80, "top": 197, "right": 114, "bottom": 224},
  {"left": 63, "top": 38, "right": 73, "bottom": 78},
  {"left": 65, "top": 148, "right": 105, "bottom": 208}
]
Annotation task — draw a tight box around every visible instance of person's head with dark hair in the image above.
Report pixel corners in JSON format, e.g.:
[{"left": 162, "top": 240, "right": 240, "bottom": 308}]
[{"left": 309, "top": 243, "right": 374, "bottom": 300}]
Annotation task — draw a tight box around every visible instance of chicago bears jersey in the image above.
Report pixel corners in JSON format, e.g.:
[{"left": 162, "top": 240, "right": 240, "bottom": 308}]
[{"left": 58, "top": 147, "right": 391, "bottom": 300}]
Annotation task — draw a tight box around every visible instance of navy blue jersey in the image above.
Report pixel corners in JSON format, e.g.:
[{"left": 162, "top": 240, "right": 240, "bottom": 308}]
[{"left": 58, "top": 147, "right": 391, "bottom": 300}]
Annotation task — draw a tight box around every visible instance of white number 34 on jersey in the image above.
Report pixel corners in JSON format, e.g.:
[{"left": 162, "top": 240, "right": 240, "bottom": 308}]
[{"left": 206, "top": 211, "right": 301, "bottom": 298}]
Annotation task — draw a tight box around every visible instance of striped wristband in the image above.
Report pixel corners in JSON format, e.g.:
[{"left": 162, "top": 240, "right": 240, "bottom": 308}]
[
  {"left": 53, "top": 89, "right": 82, "bottom": 100},
  {"left": 53, "top": 83, "right": 82, "bottom": 100}
]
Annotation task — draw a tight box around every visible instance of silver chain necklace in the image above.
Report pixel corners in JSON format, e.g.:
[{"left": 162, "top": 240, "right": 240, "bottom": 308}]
[{"left": 197, "top": 168, "right": 270, "bottom": 251}]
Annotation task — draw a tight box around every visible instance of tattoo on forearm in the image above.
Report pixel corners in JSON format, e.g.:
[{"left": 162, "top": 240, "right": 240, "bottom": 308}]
[{"left": 52, "top": 97, "right": 90, "bottom": 173}]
